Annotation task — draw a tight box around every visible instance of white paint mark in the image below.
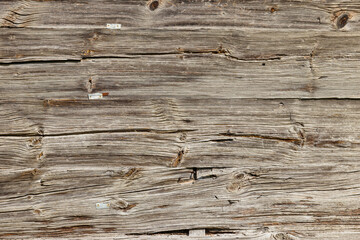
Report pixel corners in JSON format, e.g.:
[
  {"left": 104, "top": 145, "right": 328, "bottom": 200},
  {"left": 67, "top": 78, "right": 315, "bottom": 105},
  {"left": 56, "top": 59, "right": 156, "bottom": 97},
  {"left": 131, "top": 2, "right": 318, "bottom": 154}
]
[
  {"left": 88, "top": 93, "right": 103, "bottom": 100},
  {"left": 106, "top": 23, "right": 121, "bottom": 29},
  {"left": 96, "top": 202, "right": 110, "bottom": 209}
]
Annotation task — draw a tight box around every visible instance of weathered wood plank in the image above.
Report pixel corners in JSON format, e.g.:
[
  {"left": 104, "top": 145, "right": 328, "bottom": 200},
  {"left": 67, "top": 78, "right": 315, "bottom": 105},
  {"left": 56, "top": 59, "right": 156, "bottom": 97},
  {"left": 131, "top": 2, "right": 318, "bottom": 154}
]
[
  {"left": 2, "top": 0, "right": 360, "bottom": 238},
  {"left": 2, "top": 98, "right": 360, "bottom": 139},
  {"left": 1, "top": 166, "right": 360, "bottom": 238},
  {"left": 3, "top": 98, "right": 360, "bottom": 169},
  {"left": 1, "top": 56, "right": 360, "bottom": 102},
  {"left": 0, "top": 0, "right": 357, "bottom": 31},
  {"left": 2, "top": 131, "right": 359, "bottom": 169},
  {"left": 2, "top": 29, "right": 360, "bottom": 63}
]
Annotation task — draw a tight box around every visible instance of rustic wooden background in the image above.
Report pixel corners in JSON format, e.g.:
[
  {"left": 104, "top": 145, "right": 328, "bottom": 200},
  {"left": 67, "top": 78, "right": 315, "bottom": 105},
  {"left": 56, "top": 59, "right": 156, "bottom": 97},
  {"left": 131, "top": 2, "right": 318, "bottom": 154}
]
[{"left": 1, "top": 0, "right": 360, "bottom": 239}]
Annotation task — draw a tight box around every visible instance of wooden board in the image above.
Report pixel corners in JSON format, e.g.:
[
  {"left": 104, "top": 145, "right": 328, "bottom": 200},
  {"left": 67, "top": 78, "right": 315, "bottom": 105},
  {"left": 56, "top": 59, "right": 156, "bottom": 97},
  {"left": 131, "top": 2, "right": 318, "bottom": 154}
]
[
  {"left": 2, "top": 0, "right": 360, "bottom": 239},
  {"left": 2, "top": 56, "right": 360, "bottom": 100}
]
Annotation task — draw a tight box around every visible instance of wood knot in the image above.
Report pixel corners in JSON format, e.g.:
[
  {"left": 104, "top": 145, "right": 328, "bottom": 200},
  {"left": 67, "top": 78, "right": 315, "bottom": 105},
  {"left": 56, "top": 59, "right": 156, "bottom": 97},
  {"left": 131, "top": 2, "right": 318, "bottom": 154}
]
[
  {"left": 270, "top": 7, "right": 277, "bottom": 13},
  {"left": 272, "top": 233, "right": 294, "bottom": 240},
  {"left": 27, "top": 137, "right": 42, "bottom": 148},
  {"left": 337, "top": 13, "right": 349, "bottom": 29},
  {"left": 149, "top": 0, "right": 159, "bottom": 11},
  {"left": 226, "top": 171, "right": 260, "bottom": 193},
  {"left": 111, "top": 198, "right": 136, "bottom": 211}
]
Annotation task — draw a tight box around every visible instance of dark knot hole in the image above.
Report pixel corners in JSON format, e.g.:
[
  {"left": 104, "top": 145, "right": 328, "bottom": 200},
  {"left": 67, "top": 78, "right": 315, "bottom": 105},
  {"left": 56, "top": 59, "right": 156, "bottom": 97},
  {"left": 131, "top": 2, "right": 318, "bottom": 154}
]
[
  {"left": 337, "top": 14, "right": 349, "bottom": 29},
  {"left": 149, "top": 1, "right": 159, "bottom": 11}
]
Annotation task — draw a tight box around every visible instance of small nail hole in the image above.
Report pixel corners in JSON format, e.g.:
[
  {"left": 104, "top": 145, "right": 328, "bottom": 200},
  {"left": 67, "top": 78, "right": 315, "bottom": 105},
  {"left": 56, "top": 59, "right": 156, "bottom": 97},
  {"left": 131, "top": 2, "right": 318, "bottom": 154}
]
[
  {"left": 149, "top": 1, "right": 159, "bottom": 11},
  {"left": 337, "top": 13, "right": 349, "bottom": 29},
  {"left": 262, "top": 63, "right": 266, "bottom": 66}
]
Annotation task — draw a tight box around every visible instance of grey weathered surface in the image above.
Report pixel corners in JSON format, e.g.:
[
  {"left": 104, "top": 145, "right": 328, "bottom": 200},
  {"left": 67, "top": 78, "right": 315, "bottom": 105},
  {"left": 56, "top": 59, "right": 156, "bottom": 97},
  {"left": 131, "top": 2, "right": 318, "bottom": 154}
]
[{"left": 2, "top": 0, "right": 360, "bottom": 239}]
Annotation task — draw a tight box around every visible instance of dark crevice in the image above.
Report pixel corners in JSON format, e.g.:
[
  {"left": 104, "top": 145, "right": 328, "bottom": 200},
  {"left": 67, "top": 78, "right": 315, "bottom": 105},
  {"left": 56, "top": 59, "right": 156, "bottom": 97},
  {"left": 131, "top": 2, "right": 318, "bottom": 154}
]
[
  {"left": 0, "top": 59, "right": 81, "bottom": 66},
  {"left": 197, "top": 174, "right": 217, "bottom": 180},
  {"left": 206, "top": 228, "right": 237, "bottom": 235},
  {"left": 81, "top": 55, "right": 136, "bottom": 60},
  {"left": 0, "top": 25, "right": 25, "bottom": 28},
  {"left": 228, "top": 200, "right": 239, "bottom": 205},
  {"left": 127, "top": 228, "right": 238, "bottom": 236},
  {"left": 127, "top": 229, "right": 188, "bottom": 236},
  {"left": 1, "top": 18, "right": 36, "bottom": 27},
  {"left": 1, "top": 17, "right": 18, "bottom": 25},
  {"left": 0, "top": 128, "right": 196, "bottom": 138},
  {"left": 220, "top": 131, "right": 302, "bottom": 145},
  {"left": 8, "top": 10, "right": 37, "bottom": 17},
  {"left": 226, "top": 55, "right": 282, "bottom": 62},
  {"left": 0, "top": 46, "right": 284, "bottom": 65},
  {"left": 210, "top": 138, "right": 234, "bottom": 142},
  {"left": 187, "top": 167, "right": 231, "bottom": 170},
  {"left": 192, "top": 168, "right": 198, "bottom": 180},
  {"left": 189, "top": 167, "right": 224, "bottom": 181}
]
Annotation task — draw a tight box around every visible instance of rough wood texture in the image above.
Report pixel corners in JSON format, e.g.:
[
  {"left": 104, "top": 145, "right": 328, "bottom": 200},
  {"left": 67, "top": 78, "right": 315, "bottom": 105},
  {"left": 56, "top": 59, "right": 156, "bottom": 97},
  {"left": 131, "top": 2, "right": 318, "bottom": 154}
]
[{"left": 2, "top": 0, "right": 360, "bottom": 239}]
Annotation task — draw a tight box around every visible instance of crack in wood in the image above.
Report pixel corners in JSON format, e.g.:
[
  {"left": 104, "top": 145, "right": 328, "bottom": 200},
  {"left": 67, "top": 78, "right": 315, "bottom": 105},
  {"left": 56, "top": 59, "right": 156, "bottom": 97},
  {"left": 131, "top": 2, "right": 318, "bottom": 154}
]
[
  {"left": 127, "top": 229, "right": 188, "bottom": 236},
  {"left": 220, "top": 131, "right": 302, "bottom": 146},
  {"left": 0, "top": 45, "right": 283, "bottom": 65},
  {"left": 127, "top": 228, "right": 237, "bottom": 236},
  {"left": 0, "top": 59, "right": 81, "bottom": 66},
  {"left": 0, "top": 128, "right": 196, "bottom": 138},
  {"left": 171, "top": 147, "right": 187, "bottom": 167}
]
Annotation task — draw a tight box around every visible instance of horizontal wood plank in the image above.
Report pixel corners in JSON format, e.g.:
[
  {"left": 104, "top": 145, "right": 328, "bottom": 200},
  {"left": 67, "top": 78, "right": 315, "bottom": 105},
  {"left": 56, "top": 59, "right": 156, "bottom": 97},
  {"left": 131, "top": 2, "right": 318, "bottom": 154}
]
[
  {"left": 0, "top": 0, "right": 358, "bottom": 31},
  {"left": 1, "top": 56, "right": 360, "bottom": 102},
  {"left": 1, "top": 29, "right": 360, "bottom": 63},
  {"left": 1, "top": 166, "right": 360, "bottom": 238},
  {"left": 2, "top": 0, "right": 360, "bottom": 238},
  {"left": 2, "top": 98, "right": 360, "bottom": 139}
]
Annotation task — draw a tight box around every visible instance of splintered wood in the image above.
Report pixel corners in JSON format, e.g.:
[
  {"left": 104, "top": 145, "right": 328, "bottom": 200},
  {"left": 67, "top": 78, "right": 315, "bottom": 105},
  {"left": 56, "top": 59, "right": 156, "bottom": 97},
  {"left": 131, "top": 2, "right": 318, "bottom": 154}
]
[{"left": 1, "top": 0, "right": 360, "bottom": 239}]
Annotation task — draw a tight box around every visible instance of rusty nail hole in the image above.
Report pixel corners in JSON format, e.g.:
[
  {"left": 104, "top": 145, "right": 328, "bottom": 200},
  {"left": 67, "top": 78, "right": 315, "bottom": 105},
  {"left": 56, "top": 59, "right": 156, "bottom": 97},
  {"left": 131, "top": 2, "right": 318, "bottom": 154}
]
[
  {"left": 149, "top": 1, "right": 159, "bottom": 11},
  {"left": 337, "top": 13, "right": 349, "bottom": 29},
  {"left": 270, "top": 7, "right": 276, "bottom": 13}
]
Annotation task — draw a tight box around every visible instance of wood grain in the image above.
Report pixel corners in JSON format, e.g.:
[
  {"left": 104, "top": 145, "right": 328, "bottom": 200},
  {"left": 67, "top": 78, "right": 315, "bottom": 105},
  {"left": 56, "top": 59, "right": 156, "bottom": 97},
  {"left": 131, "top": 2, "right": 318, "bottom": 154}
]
[
  {"left": 1, "top": 56, "right": 360, "bottom": 100},
  {"left": 2, "top": 166, "right": 360, "bottom": 239},
  {"left": 2, "top": 0, "right": 360, "bottom": 239},
  {"left": 0, "top": 0, "right": 358, "bottom": 30}
]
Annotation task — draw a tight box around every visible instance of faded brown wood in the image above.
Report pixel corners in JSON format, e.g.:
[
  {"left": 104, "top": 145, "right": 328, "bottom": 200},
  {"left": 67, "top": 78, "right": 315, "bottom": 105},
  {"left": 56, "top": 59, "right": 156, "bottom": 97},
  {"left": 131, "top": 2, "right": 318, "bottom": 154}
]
[
  {"left": 0, "top": 0, "right": 358, "bottom": 30},
  {"left": 1, "top": 56, "right": 360, "bottom": 100},
  {"left": 1, "top": 29, "right": 360, "bottom": 63},
  {"left": 2, "top": 166, "right": 360, "bottom": 238},
  {"left": 2, "top": 0, "right": 360, "bottom": 239}
]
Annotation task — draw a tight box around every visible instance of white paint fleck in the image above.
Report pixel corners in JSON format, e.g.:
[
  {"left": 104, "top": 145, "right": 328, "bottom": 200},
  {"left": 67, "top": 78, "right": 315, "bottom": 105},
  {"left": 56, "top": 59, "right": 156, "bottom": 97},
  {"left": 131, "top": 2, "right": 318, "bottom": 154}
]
[
  {"left": 96, "top": 202, "right": 110, "bottom": 209},
  {"left": 106, "top": 23, "right": 121, "bottom": 29},
  {"left": 88, "top": 93, "right": 103, "bottom": 100}
]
